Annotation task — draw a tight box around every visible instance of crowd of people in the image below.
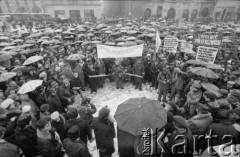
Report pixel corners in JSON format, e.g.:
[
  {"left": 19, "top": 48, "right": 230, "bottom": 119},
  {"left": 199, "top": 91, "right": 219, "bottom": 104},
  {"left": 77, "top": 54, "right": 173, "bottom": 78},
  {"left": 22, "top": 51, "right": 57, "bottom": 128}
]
[{"left": 0, "top": 17, "right": 240, "bottom": 157}]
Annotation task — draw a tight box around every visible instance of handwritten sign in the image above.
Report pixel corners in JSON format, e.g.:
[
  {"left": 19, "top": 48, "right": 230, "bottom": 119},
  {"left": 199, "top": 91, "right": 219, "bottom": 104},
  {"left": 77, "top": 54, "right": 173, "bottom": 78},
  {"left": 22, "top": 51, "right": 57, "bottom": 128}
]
[
  {"left": 196, "top": 46, "right": 218, "bottom": 64},
  {"left": 164, "top": 36, "right": 178, "bottom": 53},
  {"left": 193, "top": 32, "right": 223, "bottom": 47}
]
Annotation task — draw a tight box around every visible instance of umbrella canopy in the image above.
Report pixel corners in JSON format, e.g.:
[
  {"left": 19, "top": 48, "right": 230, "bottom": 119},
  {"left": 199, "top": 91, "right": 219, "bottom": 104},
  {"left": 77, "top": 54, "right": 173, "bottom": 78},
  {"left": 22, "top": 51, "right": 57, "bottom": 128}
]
[
  {"left": 205, "top": 64, "right": 224, "bottom": 70},
  {"left": 0, "top": 72, "right": 16, "bottom": 82},
  {"left": 18, "top": 80, "right": 43, "bottom": 94},
  {"left": 190, "top": 67, "right": 219, "bottom": 79},
  {"left": 67, "top": 54, "right": 84, "bottom": 61},
  {"left": 186, "top": 60, "right": 207, "bottom": 65},
  {"left": 23, "top": 56, "right": 43, "bottom": 66},
  {"left": 114, "top": 97, "right": 167, "bottom": 135},
  {"left": 0, "top": 53, "right": 12, "bottom": 62},
  {"left": 11, "top": 66, "right": 27, "bottom": 72}
]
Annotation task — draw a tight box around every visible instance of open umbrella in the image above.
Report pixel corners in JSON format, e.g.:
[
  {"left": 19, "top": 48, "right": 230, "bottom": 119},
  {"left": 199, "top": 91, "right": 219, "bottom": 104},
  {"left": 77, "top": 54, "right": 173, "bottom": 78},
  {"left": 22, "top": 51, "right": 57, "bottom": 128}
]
[
  {"left": 0, "top": 72, "right": 16, "bottom": 82},
  {"left": 186, "top": 60, "right": 207, "bottom": 65},
  {"left": 205, "top": 64, "right": 224, "bottom": 70},
  {"left": 114, "top": 97, "right": 167, "bottom": 135},
  {"left": 18, "top": 80, "right": 43, "bottom": 94},
  {"left": 0, "top": 53, "right": 12, "bottom": 62},
  {"left": 11, "top": 66, "right": 27, "bottom": 72},
  {"left": 67, "top": 54, "right": 84, "bottom": 61},
  {"left": 23, "top": 56, "right": 43, "bottom": 66},
  {"left": 190, "top": 67, "right": 219, "bottom": 79}
]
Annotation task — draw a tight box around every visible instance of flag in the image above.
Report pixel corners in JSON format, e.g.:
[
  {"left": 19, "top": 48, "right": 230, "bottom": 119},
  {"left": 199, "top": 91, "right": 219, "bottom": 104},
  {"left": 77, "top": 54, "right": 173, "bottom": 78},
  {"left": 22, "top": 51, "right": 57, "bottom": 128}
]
[{"left": 156, "top": 31, "right": 161, "bottom": 53}]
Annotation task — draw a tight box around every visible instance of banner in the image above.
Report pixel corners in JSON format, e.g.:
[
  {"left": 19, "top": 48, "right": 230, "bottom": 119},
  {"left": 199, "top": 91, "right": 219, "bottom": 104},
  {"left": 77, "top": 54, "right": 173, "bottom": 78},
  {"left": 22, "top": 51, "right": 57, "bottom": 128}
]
[
  {"left": 196, "top": 46, "right": 218, "bottom": 64},
  {"left": 97, "top": 44, "right": 143, "bottom": 58},
  {"left": 156, "top": 31, "right": 161, "bottom": 53},
  {"left": 193, "top": 32, "right": 223, "bottom": 47},
  {"left": 164, "top": 36, "right": 178, "bottom": 53},
  {"left": 181, "top": 42, "right": 194, "bottom": 54}
]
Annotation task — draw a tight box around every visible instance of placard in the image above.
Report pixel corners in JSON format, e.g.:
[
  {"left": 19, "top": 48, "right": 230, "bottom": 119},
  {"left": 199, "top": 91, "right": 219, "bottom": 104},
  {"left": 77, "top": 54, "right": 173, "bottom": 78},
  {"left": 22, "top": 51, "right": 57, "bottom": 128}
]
[
  {"left": 196, "top": 46, "right": 218, "bottom": 64},
  {"left": 164, "top": 36, "right": 178, "bottom": 53},
  {"left": 193, "top": 32, "right": 223, "bottom": 47}
]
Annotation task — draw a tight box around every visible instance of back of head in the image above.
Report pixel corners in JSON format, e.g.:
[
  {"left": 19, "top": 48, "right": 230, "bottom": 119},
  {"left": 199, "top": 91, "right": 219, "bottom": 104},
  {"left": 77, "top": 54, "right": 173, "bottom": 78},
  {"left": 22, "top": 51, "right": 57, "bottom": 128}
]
[
  {"left": 17, "top": 114, "right": 31, "bottom": 128},
  {"left": 68, "top": 125, "right": 80, "bottom": 140}
]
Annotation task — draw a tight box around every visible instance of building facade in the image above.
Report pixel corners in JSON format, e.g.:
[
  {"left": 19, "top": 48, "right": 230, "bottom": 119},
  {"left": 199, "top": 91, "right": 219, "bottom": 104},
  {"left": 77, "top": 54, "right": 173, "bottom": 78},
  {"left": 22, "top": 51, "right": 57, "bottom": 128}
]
[{"left": 1, "top": 0, "right": 240, "bottom": 22}]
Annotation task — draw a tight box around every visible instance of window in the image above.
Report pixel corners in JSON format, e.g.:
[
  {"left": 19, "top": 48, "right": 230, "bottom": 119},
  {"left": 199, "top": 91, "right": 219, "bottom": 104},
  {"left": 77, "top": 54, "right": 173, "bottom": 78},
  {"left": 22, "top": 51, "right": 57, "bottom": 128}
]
[
  {"left": 54, "top": 10, "right": 65, "bottom": 18},
  {"left": 84, "top": 10, "right": 94, "bottom": 21},
  {"left": 69, "top": 10, "right": 80, "bottom": 19}
]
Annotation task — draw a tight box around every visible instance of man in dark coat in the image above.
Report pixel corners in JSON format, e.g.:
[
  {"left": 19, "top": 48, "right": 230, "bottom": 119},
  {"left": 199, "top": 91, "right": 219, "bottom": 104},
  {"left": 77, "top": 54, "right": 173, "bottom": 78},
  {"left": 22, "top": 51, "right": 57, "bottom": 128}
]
[
  {"left": 47, "top": 88, "right": 64, "bottom": 113},
  {"left": 14, "top": 115, "right": 39, "bottom": 157},
  {"left": 51, "top": 111, "right": 65, "bottom": 140},
  {"left": 63, "top": 126, "right": 92, "bottom": 157},
  {"left": 157, "top": 67, "right": 171, "bottom": 102},
  {"left": 143, "top": 54, "right": 152, "bottom": 83},
  {"left": 132, "top": 58, "right": 145, "bottom": 90},
  {"left": 92, "top": 107, "right": 115, "bottom": 157},
  {"left": 64, "top": 108, "right": 92, "bottom": 144}
]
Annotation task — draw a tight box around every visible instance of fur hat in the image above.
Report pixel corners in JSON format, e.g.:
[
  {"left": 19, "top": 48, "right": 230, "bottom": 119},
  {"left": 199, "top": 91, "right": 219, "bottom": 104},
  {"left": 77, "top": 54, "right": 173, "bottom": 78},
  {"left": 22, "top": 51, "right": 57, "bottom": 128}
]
[
  {"left": 67, "top": 108, "right": 79, "bottom": 119},
  {"left": 99, "top": 107, "right": 110, "bottom": 119},
  {"left": 173, "top": 115, "right": 188, "bottom": 129}
]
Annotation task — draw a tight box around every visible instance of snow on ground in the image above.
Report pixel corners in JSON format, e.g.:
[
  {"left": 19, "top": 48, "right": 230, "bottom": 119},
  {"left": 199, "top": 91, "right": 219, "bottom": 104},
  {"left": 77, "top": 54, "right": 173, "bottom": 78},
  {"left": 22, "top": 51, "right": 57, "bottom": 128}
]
[{"left": 83, "top": 82, "right": 158, "bottom": 157}]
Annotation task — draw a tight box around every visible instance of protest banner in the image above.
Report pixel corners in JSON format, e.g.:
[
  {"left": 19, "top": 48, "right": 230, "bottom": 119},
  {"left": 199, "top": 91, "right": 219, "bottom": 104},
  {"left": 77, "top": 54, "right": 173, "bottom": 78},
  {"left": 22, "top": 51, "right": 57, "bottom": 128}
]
[
  {"left": 156, "top": 31, "right": 161, "bottom": 53},
  {"left": 196, "top": 46, "right": 218, "bottom": 64},
  {"left": 97, "top": 44, "right": 143, "bottom": 58},
  {"left": 164, "top": 36, "right": 178, "bottom": 53},
  {"left": 193, "top": 32, "right": 223, "bottom": 47}
]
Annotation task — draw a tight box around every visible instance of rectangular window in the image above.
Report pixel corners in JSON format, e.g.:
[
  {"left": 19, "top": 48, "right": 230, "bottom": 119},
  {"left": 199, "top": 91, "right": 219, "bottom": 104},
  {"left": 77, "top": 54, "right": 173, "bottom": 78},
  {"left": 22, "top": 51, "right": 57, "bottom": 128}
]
[
  {"left": 54, "top": 10, "right": 65, "bottom": 18},
  {"left": 84, "top": 10, "right": 94, "bottom": 21}
]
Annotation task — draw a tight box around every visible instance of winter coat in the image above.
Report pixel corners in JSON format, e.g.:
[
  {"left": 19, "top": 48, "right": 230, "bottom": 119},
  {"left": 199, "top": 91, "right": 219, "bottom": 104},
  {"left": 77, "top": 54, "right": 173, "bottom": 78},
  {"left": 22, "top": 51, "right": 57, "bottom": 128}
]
[
  {"left": 92, "top": 117, "right": 115, "bottom": 154},
  {"left": 78, "top": 103, "right": 97, "bottom": 125},
  {"left": 132, "top": 62, "right": 145, "bottom": 82},
  {"left": 157, "top": 71, "right": 171, "bottom": 91},
  {"left": 64, "top": 118, "right": 92, "bottom": 144},
  {"left": 14, "top": 126, "right": 39, "bottom": 157},
  {"left": 0, "top": 140, "right": 19, "bottom": 157},
  {"left": 117, "top": 127, "right": 135, "bottom": 156},
  {"left": 206, "top": 119, "right": 240, "bottom": 147},
  {"left": 187, "top": 112, "right": 213, "bottom": 135},
  {"left": 51, "top": 114, "right": 65, "bottom": 140},
  {"left": 63, "top": 138, "right": 92, "bottom": 157},
  {"left": 47, "top": 94, "right": 63, "bottom": 113}
]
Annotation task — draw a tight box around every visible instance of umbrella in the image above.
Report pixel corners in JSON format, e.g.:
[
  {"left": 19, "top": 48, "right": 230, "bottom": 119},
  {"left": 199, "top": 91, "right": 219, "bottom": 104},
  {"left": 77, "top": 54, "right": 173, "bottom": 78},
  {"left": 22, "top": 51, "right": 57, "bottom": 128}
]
[
  {"left": 201, "top": 82, "right": 221, "bottom": 98},
  {"left": 23, "top": 56, "right": 43, "bottom": 66},
  {"left": 11, "top": 66, "right": 27, "bottom": 72},
  {"left": 127, "top": 37, "right": 137, "bottom": 41},
  {"left": 114, "top": 97, "right": 167, "bottom": 135},
  {"left": 0, "top": 51, "right": 17, "bottom": 56},
  {"left": 205, "top": 64, "right": 224, "bottom": 70},
  {"left": 12, "top": 39, "right": 24, "bottom": 43},
  {"left": 0, "top": 72, "right": 16, "bottom": 82},
  {"left": 3, "top": 46, "right": 16, "bottom": 51},
  {"left": 105, "top": 42, "right": 115, "bottom": 46},
  {"left": 186, "top": 60, "right": 207, "bottom": 65},
  {"left": 54, "top": 29, "right": 62, "bottom": 33},
  {"left": 20, "top": 48, "right": 40, "bottom": 55},
  {"left": 190, "top": 67, "right": 219, "bottom": 79},
  {"left": 0, "top": 42, "right": 10, "bottom": 47},
  {"left": 91, "top": 41, "right": 101, "bottom": 44},
  {"left": 0, "top": 53, "right": 12, "bottom": 62},
  {"left": 18, "top": 80, "right": 43, "bottom": 94},
  {"left": 67, "top": 54, "right": 84, "bottom": 61}
]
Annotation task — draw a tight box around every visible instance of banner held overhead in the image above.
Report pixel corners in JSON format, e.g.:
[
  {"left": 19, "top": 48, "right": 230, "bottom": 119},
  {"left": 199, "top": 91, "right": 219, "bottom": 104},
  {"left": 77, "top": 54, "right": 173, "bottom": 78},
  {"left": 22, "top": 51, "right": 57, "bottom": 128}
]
[
  {"left": 97, "top": 44, "right": 143, "bottom": 58},
  {"left": 196, "top": 46, "right": 218, "bottom": 64}
]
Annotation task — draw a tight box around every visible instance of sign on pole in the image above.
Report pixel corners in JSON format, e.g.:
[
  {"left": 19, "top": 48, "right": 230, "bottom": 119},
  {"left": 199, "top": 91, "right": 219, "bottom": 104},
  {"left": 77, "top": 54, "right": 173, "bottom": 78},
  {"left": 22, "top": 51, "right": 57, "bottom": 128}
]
[
  {"left": 193, "top": 32, "right": 223, "bottom": 47},
  {"left": 196, "top": 46, "right": 218, "bottom": 64}
]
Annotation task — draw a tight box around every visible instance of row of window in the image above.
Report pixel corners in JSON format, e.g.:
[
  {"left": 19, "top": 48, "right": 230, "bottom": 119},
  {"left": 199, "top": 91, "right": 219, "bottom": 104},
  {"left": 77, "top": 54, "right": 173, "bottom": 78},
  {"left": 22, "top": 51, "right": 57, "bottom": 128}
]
[{"left": 54, "top": 10, "right": 94, "bottom": 19}]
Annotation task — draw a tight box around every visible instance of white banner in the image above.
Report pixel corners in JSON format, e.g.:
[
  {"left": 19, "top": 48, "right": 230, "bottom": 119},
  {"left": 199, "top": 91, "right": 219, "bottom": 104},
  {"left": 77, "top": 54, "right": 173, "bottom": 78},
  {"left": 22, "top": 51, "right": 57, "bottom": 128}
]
[
  {"left": 196, "top": 46, "right": 218, "bottom": 64},
  {"left": 164, "top": 36, "right": 178, "bottom": 53},
  {"left": 97, "top": 44, "right": 143, "bottom": 58},
  {"left": 156, "top": 31, "right": 161, "bottom": 53},
  {"left": 181, "top": 42, "right": 194, "bottom": 54}
]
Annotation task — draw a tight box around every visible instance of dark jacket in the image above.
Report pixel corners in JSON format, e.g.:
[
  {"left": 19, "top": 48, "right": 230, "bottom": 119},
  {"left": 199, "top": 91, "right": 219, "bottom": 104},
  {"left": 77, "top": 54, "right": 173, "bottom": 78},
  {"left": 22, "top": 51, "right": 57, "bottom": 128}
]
[
  {"left": 92, "top": 117, "right": 115, "bottom": 154},
  {"left": 157, "top": 71, "right": 171, "bottom": 90},
  {"left": 78, "top": 103, "right": 97, "bottom": 125},
  {"left": 51, "top": 114, "right": 65, "bottom": 140},
  {"left": 117, "top": 127, "right": 135, "bottom": 156},
  {"left": 47, "top": 94, "right": 63, "bottom": 113},
  {"left": 14, "top": 126, "right": 39, "bottom": 157},
  {"left": 64, "top": 118, "right": 92, "bottom": 144},
  {"left": 132, "top": 62, "right": 145, "bottom": 82},
  {"left": 63, "top": 138, "right": 91, "bottom": 157}
]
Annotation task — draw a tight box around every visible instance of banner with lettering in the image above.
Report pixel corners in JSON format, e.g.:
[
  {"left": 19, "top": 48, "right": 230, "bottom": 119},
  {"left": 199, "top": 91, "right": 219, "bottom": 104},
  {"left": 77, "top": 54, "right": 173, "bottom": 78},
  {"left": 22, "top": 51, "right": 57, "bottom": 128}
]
[
  {"left": 193, "top": 32, "right": 223, "bottom": 47},
  {"left": 97, "top": 44, "right": 143, "bottom": 58},
  {"left": 164, "top": 36, "right": 178, "bottom": 53},
  {"left": 196, "top": 46, "right": 218, "bottom": 64},
  {"left": 156, "top": 31, "right": 161, "bottom": 53}
]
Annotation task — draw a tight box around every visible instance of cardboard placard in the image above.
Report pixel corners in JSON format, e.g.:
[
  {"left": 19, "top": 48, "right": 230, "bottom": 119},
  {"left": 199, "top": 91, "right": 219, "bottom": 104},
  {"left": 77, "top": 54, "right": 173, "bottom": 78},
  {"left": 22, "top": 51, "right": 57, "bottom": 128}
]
[{"left": 196, "top": 46, "right": 218, "bottom": 64}]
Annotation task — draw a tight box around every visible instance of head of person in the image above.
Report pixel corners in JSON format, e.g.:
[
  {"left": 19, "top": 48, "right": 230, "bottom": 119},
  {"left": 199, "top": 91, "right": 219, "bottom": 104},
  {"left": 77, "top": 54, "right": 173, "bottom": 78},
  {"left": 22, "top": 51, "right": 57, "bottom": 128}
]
[
  {"left": 40, "top": 104, "right": 50, "bottom": 114},
  {"left": 191, "top": 82, "right": 201, "bottom": 92},
  {"left": 51, "top": 111, "right": 61, "bottom": 122},
  {"left": 67, "top": 125, "right": 80, "bottom": 140},
  {"left": 137, "top": 58, "right": 142, "bottom": 64},
  {"left": 73, "top": 72, "right": 78, "bottom": 78},
  {"left": 218, "top": 105, "right": 230, "bottom": 120},
  {"left": 229, "top": 107, "right": 240, "bottom": 123},
  {"left": 36, "top": 118, "right": 51, "bottom": 132},
  {"left": 63, "top": 79, "right": 70, "bottom": 87},
  {"left": 162, "top": 67, "right": 167, "bottom": 74},
  {"left": 17, "top": 114, "right": 32, "bottom": 129},
  {"left": 50, "top": 88, "right": 57, "bottom": 96},
  {"left": 21, "top": 105, "right": 31, "bottom": 117},
  {"left": 99, "top": 106, "right": 110, "bottom": 120},
  {"left": 67, "top": 108, "right": 79, "bottom": 119},
  {"left": 173, "top": 115, "right": 188, "bottom": 133}
]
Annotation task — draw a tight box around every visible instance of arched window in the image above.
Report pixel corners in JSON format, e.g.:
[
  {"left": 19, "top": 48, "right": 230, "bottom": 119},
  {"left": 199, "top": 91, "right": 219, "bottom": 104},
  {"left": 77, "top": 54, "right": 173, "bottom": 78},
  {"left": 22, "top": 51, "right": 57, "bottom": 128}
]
[
  {"left": 144, "top": 8, "right": 151, "bottom": 19},
  {"left": 32, "top": 6, "right": 41, "bottom": 13},
  {"left": 201, "top": 7, "right": 209, "bottom": 17},
  {"left": 15, "top": 7, "right": 26, "bottom": 13},
  {"left": 167, "top": 8, "right": 176, "bottom": 19},
  {"left": 190, "top": 9, "right": 198, "bottom": 21},
  {"left": 182, "top": 9, "right": 189, "bottom": 21},
  {"left": 156, "top": 6, "right": 163, "bottom": 18}
]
